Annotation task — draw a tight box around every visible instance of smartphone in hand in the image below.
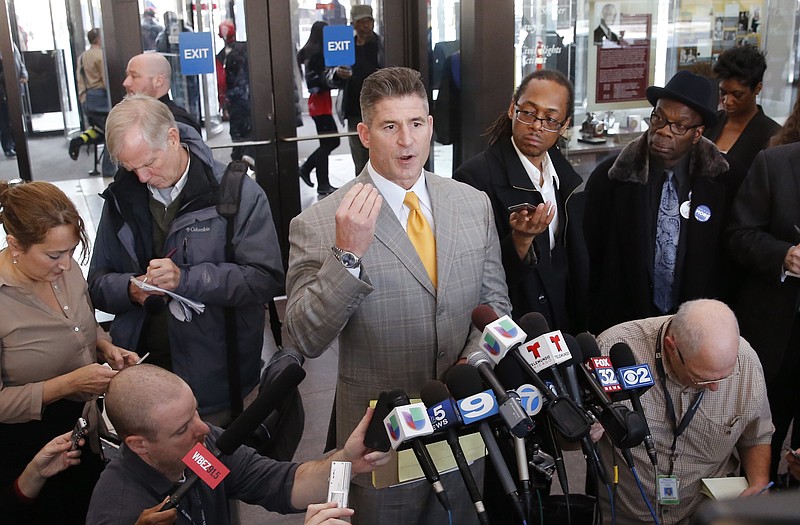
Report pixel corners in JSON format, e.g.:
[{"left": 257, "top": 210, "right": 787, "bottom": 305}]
[
  {"left": 70, "top": 417, "right": 89, "bottom": 450},
  {"left": 508, "top": 202, "right": 538, "bottom": 213},
  {"left": 363, "top": 391, "right": 393, "bottom": 452}
]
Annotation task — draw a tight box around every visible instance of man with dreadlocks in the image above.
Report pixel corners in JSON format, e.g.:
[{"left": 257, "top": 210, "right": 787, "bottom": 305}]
[{"left": 454, "top": 69, "right": 585, "bottom": 332}]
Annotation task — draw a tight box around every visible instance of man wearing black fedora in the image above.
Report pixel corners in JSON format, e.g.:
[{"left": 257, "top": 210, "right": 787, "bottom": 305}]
[{"left": 583, "top": 70, "right": 747, "bottom": 334}]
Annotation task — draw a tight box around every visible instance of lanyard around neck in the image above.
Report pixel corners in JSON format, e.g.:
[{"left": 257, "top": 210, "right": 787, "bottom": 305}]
[{"left": 654, "top": 321, "right": 705, "bottom": 476}]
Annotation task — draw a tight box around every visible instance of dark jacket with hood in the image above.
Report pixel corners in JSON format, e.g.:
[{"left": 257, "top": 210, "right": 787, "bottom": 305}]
[
  {"left": 584, "top": 133, "right": 746, "bottom": 334},
  {"left": 87, "top": 124, "right": 284, "bottom": 414}
]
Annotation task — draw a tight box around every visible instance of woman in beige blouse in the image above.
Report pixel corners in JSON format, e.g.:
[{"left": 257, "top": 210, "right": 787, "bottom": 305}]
[{"left": 0, "top": 180, "right": 138, "bottom": 524}]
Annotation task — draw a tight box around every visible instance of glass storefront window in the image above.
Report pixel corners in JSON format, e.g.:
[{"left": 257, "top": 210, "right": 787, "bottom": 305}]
[{"left": 514, "top": 0, "right": 799, "bottom": 135}]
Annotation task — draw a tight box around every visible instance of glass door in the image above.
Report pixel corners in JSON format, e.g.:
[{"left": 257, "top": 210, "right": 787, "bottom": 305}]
[
  {"left": 429, "top": 0, "right": 460, "bottom": 176},
  {"left": 291, "top": 1, "right": 383, "bottom": 209}
]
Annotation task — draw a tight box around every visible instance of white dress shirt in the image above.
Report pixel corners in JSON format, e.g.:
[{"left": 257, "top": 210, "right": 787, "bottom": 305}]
[{"left": 511, "top": 138, "right": 560, "bottom": 250}]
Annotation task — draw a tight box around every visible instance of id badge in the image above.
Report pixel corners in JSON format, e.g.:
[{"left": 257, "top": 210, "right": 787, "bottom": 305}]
[{"left": 657, "top": 475, "right": 680, "bottom": 505}]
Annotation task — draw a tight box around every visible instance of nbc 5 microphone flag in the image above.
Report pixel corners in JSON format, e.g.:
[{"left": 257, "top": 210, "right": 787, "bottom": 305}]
[
  {"left": 480, "top": 315, "right": 527, "bottom": 364},
  {"left": 384, "top": 402, "right": 434, "bottom": 450}
]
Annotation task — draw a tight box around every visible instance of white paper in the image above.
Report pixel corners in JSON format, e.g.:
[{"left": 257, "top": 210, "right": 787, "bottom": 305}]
[{"left": 130, "top": 277, "right": 205, "bottom": 322}]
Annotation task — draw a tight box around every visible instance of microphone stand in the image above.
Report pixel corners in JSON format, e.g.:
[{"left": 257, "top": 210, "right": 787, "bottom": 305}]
[
  {"left": 546, "top": 416, "right": 572, "bottom": 525},
  {"left": 515, "top": 436, "right": 532, "bottom": 525}
]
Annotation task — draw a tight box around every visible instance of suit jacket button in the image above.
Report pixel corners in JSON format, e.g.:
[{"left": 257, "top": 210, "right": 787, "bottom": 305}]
[
  {"left": 437, "top": 351, "right": 446, "bottom": 359},
  {"left": 538, "top": 294, "right": 547, "bottom": 304}
]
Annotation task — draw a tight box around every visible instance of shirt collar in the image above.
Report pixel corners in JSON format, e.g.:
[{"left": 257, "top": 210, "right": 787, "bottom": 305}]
[
  {"left": 148, "top": 144, "right": 190, "bottom": 206},
  {"left": 367, "top": 161, "right": 431, "bottom": 217},
  {"left": 510, "top": 137, "right": 560, "bottom": 192}
]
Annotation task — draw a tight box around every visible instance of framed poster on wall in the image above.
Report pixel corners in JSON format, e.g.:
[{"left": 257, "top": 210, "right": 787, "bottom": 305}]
[{"left": 587, "top": 1, "right": 656, "bottom": 110}]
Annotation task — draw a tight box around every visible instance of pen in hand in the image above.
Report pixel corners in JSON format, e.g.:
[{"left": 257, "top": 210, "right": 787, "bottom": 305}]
[
  {"left": 140, "top": 248, "right": 178, "bottom": 288},
  {"left": 756, "top": 481, "right": 774, "bottom": 495}
]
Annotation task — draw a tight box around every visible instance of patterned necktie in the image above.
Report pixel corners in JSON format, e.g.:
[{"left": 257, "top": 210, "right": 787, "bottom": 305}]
[
  {"left": 404, "top": 191, "right": 437, "bottom": 287},
  {"left": 654, "top": 170, "right": 680, "bottom": 313}
]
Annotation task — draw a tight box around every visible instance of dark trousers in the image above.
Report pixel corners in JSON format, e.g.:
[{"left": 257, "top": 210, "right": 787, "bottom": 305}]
[
  {"left": 768, "top": 316, "right": 800, "bottom": 480},
  {"left": 301, "top": 114, "right": 340, "bottom": 189}
]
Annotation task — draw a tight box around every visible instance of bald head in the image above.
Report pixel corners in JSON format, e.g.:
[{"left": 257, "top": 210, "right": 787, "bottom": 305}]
[
  {"left": 123, "top": 52, "right": 172, "bottom": 98},
  {"left": 106, "top": 364, "right": 190, "bottom": 440},
  {"left": 668, "top": 299, "right": 740, "bottom": 375}
]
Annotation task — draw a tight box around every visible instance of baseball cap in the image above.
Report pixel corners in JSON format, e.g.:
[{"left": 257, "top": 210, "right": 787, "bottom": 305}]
[{"left": 351, "top": 5, "right": 374, "bottom": 23}]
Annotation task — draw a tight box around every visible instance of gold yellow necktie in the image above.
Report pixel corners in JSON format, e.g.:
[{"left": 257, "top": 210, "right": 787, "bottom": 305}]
[{"left": 404, "top": 191, "right": 437, "bottom": 287}]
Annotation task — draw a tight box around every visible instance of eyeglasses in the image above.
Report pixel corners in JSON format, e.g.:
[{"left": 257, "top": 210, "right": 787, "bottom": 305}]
[
  {"left": 675, "top": 346, "right": 735, "bottom": 386},
  {"left": 514, "top": 107, "right": 567, "bottom": 132},
  {"left": 649, "top": 111, "right": 702, "bottom": 136}
]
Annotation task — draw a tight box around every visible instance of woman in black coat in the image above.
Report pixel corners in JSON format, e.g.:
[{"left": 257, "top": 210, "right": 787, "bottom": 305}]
[
  {"left": 297, "top": 21, "right": 339, "bottom": 196},
  {"left": 704, "top": 45, "right": 780, "bottom": 171}
]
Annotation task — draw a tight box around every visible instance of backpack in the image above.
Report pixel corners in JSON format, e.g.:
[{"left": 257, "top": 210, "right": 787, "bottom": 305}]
[{"left": 217, "top": 162, "right": 306, "bottom": 461}]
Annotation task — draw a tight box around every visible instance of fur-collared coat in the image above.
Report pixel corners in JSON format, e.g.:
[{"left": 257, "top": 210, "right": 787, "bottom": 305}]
[{"left": 583, "top": 133, "right": 746, "bottom": 334}]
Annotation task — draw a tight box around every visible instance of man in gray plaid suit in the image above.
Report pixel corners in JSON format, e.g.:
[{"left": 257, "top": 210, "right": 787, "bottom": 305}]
[{"left": 285, "top": 67, "right": 510, "bottom": 524}]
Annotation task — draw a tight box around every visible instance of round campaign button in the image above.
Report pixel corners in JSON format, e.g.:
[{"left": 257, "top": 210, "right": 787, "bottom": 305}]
[
  {"left": 694, "top": 205, "right": 711, "bottom": 222},
  {"left": 680, "top": 200, "right": 691, "bottom": 219}
]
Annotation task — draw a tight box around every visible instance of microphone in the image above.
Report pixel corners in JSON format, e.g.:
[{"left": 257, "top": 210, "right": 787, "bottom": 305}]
[
  {"left": 472, "top": 305, "right": 528, "bottom": 365},
  {"left": 514, "top": 314, "right": 592, "bottom": 441},
  {"left": 162, "top": 361, "right": 306, "bottom": 510},
  {"left": 472, "top": 308, "right": 591, "bottom": 441},
  {"left": 446, "top": 364, "right": 526, "bottom": 523},
  {"left": 420, "top": 381, "right": 490, "bottom": 525},
  {"left": 609, "top": 342, "right": 658, "bottom": 466},
  {"left": 559, "top": 335, "right": 611, "bottom": 486},
  {"left": 574, "top": 333, "right": 647, "bottom": 466},
  {"left": 494, "top": 353, "right": 545, "bottom": 515},
  {"left": 494, "top": 356, "right": 545, "bottom": 418},
  {"left": 385, "top": 389, "right": 450, "bottom": 513},
  {"left": 494, "top": 324, "right": 576, "bottom": 504},
  {"left": 558, "top": 336, "right": 585, "bottom": 406},
  {"left": 514, "top": 313, "right": 572, "bottom": 396},
  {"left": 466, "top": 350, "right": 535, "bottom": 438}
]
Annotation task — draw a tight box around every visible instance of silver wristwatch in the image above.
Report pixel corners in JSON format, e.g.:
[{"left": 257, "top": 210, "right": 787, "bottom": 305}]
[{"left": 331, "top": 246, "right": 361, "bottom": 269}]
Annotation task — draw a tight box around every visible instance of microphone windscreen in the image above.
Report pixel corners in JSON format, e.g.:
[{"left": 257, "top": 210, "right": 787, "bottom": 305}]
[
  {"left": 144, "top": 295, "right": 166, "bottom": 314},
  {"left": 609, "top": 342, "right": 637, "bottom": 368},
  {"left": 466, "top": 350, "right": 492, "bottom": 368},
  {"left": 471, "top": 305, "right": 499, "bottom": 331},
  {"left": 419, "top": 380, "right": 450, "bottom": 407},
  {"left": 215, "top": 361, "right": 306, "bottom": 455},
  {"left": 494, "top": 354, "right": 529, "bottom": 389},
  {"left": 576, "top": 332, "right": 602, "bottom": 359},
  {"left": 386, "top": 389, "right": 412, "bottom": 409},
  {"left": 518, "top": 312, "right": 550, "bottom": 339},
  {"left": 559, "top": 333, "right": 583, "bottom": 367},
  {"left": 445, "top": 364, "right": 484, "bottom": 399}
]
